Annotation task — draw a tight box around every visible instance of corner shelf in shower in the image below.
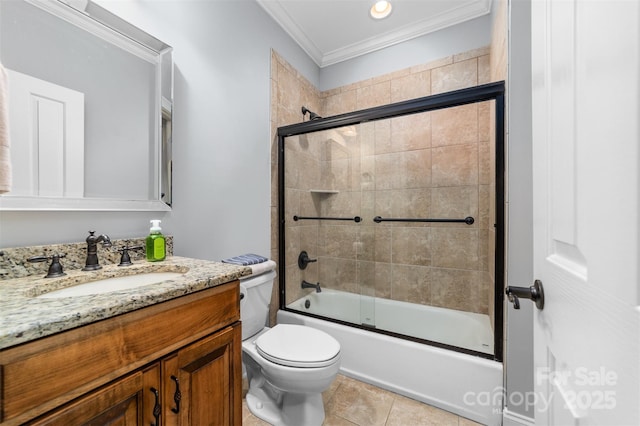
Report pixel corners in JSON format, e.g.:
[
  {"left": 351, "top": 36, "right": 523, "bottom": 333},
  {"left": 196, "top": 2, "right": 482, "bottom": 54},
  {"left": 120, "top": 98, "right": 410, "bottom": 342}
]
[{"left": 309, "top": 189, "right": 339, "bottom": 195}]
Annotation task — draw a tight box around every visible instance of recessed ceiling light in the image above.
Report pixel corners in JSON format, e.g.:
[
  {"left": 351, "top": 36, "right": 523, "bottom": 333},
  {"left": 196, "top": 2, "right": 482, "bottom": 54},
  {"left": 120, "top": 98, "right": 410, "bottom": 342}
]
[{"left": 370, "top": 1, "right": 392, "bottom": 20}]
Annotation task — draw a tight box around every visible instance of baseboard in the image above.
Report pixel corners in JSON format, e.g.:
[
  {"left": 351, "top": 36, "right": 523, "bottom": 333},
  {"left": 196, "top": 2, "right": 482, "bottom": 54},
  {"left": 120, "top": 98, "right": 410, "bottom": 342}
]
[{"left": 502, "top": 407, "right": 535, "bottom": 426}]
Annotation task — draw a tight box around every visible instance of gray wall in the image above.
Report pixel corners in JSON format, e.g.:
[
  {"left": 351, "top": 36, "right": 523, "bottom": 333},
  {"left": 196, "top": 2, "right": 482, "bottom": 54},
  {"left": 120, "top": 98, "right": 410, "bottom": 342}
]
[{"left": 0, "top": 0, "right": 317, "bottom": 260}]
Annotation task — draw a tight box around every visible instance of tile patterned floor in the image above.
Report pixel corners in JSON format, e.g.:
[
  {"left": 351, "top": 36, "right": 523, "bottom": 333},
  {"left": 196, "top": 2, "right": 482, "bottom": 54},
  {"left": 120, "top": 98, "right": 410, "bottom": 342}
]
[{"left": 242, "top": 375, "right": 484, "bottom": 425}]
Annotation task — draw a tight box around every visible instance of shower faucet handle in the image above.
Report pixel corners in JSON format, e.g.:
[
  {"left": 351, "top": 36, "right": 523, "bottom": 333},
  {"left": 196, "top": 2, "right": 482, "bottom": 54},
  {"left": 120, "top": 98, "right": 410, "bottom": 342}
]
[{"left": 298, "top": 251, "right": 317, "bottom": 269}]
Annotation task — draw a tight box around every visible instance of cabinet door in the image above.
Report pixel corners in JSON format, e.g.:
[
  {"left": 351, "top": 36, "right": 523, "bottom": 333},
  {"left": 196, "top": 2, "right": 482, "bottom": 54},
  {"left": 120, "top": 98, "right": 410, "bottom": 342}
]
[
  {"left": 27, "top": 364, "right": 161, "bottom": 426},
  {"left": 162, "top": 324, "right": 242, "bottom": 426}
]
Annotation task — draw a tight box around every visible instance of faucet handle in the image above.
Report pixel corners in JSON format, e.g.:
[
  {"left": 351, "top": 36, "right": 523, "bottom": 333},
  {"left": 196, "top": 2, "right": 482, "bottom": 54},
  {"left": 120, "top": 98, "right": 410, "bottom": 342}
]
[
  {"left": 27, "top": 254, "right": 67, "bottom": 278},
  {"left": 117, "top": 245, "right": 144, "bottom": 266}
]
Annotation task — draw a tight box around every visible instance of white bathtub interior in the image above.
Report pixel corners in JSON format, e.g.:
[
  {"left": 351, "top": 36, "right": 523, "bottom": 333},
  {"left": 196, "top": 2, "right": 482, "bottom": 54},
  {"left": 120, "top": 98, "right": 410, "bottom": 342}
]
[
  {"left": 278, "top": 308, "right": 503, "bottom": 426},
  {"left": 287, "top": 289, "right": 494, "bottom": 354}
]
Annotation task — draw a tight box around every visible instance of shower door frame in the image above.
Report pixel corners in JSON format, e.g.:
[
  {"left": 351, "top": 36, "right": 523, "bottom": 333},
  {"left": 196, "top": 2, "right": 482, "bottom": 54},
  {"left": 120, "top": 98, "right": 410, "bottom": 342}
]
[{"left": 277, "top": 81, "right": 506, "bottom": 362}]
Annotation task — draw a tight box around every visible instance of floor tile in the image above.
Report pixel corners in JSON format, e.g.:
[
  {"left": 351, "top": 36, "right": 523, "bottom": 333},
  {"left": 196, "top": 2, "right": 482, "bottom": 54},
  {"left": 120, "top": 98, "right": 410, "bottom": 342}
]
[
  {"left": 324, "top": 376, "right": 395, "bottom": 426},
  {"left": 459, "top": 417, "right": 485, "bottom": 426},
  {"left": 242, "top": 374, "right": 485, "bottom": 426},
  {"left": 386, "top": 394, "right": 458, "bottom": 426}
]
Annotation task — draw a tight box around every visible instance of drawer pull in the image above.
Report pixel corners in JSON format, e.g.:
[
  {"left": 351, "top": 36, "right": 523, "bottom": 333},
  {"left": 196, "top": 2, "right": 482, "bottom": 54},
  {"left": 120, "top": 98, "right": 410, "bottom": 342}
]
[
  {"left": 171, "top": 375, "right": 182, "bottom": 414},
  {"left": 150, "top": 387, "right": 161, "bottom": 426}
]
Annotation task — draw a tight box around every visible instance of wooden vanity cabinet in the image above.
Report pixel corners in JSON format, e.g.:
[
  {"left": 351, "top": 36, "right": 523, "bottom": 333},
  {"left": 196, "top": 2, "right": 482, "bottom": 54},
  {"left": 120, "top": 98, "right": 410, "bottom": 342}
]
[
  {"left": 27, "top": 364, "right": 161, "bottom": 426},
  {"left": 0, "top": 281, "right": 242, "bottom": 426}
]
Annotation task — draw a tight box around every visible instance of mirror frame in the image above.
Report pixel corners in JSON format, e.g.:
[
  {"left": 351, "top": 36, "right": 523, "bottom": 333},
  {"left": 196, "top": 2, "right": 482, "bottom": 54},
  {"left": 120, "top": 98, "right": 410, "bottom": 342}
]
[{"left": 0, "top": 0, "right": 173, "bottom": 211}]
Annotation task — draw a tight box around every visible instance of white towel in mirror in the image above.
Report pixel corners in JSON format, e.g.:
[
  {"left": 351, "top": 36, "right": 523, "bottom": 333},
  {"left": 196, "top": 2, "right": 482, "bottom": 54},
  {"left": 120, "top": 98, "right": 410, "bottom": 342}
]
[{"left": 0, "top": 63, "right": 11, "bottom": 194}]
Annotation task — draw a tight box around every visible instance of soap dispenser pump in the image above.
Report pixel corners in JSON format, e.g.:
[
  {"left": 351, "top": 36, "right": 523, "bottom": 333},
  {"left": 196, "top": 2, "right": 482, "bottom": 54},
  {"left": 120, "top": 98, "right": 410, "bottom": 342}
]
[{"left": 146, "top": 219, "right": 166, "bottom": 262}]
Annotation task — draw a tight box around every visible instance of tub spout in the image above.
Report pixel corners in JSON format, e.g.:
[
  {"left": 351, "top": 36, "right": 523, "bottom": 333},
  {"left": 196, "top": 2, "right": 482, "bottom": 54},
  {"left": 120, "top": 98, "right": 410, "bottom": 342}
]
[{"left": 301, "top": 280, "right": 321, "bottom": 293}]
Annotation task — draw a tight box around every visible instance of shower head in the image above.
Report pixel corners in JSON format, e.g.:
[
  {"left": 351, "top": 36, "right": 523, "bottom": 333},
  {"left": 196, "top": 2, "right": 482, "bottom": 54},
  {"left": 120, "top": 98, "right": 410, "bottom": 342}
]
[{"left": 301, "top": 106, "right": 322, "bottom": 121}]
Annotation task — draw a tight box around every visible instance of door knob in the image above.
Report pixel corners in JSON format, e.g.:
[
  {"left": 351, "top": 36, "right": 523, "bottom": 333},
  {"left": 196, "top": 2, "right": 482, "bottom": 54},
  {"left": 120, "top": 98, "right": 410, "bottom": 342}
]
[{"left": 505, "top": 280, "right": 544, "bottom": 310}]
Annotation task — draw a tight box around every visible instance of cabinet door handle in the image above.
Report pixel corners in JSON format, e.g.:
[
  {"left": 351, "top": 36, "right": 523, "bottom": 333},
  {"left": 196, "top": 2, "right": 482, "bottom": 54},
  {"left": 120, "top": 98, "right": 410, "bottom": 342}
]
[
  {"left": 150, "top": 387, "right": 161, "bottom": 426},
  {"left": 170, "top": 375, "right": 182, "bottom": 414}
]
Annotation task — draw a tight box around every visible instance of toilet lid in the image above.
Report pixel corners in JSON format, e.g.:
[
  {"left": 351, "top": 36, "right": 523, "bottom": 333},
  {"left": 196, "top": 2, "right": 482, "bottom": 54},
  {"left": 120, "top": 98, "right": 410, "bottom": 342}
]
[{"left": 255, "top": 324, "right": 340, "bottom": 368}]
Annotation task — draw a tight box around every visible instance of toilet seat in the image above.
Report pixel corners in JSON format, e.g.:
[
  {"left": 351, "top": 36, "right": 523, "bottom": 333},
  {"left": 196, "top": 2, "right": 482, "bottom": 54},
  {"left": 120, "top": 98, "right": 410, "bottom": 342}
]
[{"left": 255, "top": 324, "right": 340, "bottom": 368}]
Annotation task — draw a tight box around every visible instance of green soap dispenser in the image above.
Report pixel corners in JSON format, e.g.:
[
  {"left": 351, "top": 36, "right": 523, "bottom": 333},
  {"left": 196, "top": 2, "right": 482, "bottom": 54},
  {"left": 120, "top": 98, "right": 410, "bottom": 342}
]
[{"left": 146, "top": 219, "right": 166, "bottom": 262}]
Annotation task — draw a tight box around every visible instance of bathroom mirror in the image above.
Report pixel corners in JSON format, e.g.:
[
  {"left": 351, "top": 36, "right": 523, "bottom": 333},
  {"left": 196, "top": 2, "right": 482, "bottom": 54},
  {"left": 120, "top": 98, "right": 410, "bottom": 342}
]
[{"left": 0, "top": 0, "right": 173, "bottom": 211}]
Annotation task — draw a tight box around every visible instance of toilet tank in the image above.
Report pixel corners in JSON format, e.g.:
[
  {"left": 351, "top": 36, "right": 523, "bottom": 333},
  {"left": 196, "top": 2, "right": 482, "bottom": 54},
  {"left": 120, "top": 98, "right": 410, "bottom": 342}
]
[{"left": 240, "top": 270, "right": 276, "bottom": 340}]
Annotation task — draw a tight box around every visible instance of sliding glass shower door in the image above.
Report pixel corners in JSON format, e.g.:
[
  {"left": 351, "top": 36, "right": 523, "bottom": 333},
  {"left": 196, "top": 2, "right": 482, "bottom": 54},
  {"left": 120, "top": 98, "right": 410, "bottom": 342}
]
[{"left": 279, "top": 83, "right": 504, "bottom": 358}]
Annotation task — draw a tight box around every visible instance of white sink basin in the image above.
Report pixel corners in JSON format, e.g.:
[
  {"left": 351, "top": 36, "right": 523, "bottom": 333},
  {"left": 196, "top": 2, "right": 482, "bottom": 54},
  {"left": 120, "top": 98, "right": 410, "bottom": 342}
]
[{"left": 37, "top": 272, "right": 184, "bottom": 298}]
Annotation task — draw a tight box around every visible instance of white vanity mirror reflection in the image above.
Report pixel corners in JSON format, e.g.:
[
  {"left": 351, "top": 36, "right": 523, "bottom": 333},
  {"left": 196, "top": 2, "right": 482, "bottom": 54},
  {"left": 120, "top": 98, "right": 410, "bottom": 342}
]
[{"left": 0, "top": 0, "right": 173, "bottom": 211}]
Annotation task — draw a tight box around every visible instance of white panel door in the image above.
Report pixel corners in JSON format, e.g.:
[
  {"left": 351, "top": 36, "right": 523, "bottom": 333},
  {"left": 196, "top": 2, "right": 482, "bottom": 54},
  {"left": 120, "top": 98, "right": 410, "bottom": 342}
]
[
  {"left": 531, "top": 0, "right": 639, "bottom": 424},
  {"left": 7, "top": 69, "right": 84, "bottom": 197}
]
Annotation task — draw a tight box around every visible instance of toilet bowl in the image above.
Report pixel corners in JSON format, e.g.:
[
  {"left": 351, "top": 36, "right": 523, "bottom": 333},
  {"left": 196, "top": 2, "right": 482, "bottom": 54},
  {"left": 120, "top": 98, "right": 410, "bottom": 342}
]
[
  {"left": 243, "top": 324, "right": 341, "bottom": 425},
  {"left": 239, "top": 262, "right": 341, "bottom": 426}
]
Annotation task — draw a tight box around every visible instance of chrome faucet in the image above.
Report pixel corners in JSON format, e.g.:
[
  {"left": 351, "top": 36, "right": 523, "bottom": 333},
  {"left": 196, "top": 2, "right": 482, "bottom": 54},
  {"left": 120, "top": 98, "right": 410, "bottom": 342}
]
[{"left": 82, "top": 231, "right": 112, "bottom": 271}]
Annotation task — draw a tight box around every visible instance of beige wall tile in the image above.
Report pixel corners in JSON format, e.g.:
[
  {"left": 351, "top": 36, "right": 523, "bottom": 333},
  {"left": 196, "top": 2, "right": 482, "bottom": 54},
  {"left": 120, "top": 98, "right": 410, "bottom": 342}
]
[
  {"left": 479, "top": 142, "right": 491, "bottom": 185},
  {"left": 285, "top": 263, "right": 302, "bottom": 304},
  {"left": 431, "top": 58, "right": 478, "bottom": 94},
  {"left": 411, "top": 55, "right": 453, "bottom": 73},
  {"left": 390, "top": 70, "right": 431, "bottom": 103},
  {"left": 374, "top": 261, "right": 392, "bottom": 298},
  {"left": 374, "top": 188, "right": 432, "bottom": 224},
  {"left": 391, "top": 264, "right": 431, "bottom": 304},
  {"left": 374, "top": 226, "right": 392, "bottom": 263},
  {"left": 431, "top": 186, "right": 478, "bottom": 223},
  {"left": 391, "top": 227, "right": 431, "bottom": 266},
  {"left": 372, "top": 119, "right": 392, "bottom": 154},
  {"left": 432, "top": 103, "right": 479, "bottom": 147},
  {"left": 431, "top": 228, "right": 479, "bottom": 270},
  {"left": 431, "top": 268, "right": 487, "bottom": 314},
  {"left": 323, "top": 89, "right": 357, "bottom": 117},
  {"left": 358, "top": 226, "right": 376, "bottom": 261},
  {"left": 454, "top": 46, "right": 490, "bottom": 62},
  {"left": 357, "top": 80, "right": 391, "bottom": 110},
  {"left": 319, "top": 257, "right": 358, "bottom": 293},
  {"left": 321, "top": 190, "right": 361, "bottom": 218},
  {"left": 490, "top": 0, "right": 508, "bottom": 81},
  {"left": 478, "top": 100, "right": 491, "bottom": 141},
  {"left": 318, "top": 225, "right": 359, "bottom": 259},
  {"left": 388, "top": 112, "right": 431, "bottom": 152},
  {"left": 432, "top": 143, "right": 478, "bottom": 187},
  {"left": 478, "top": 184, "right": 490, "bottom": 229},
  {"left": 478, "top": 54, "right": 491, "bottom": 84},
  {"left": 375, "top": 149, "right": 431, "bottom": 190}
]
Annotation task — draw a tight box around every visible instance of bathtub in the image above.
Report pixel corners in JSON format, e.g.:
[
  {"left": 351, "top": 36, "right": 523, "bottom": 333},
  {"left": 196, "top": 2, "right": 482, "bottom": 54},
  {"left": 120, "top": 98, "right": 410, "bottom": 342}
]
[
  {"left": 287, "top": 289, "right": 494, "bottom": 354},
  {"left": 278, "top": 289, "right": 503, "bottom": 425}
]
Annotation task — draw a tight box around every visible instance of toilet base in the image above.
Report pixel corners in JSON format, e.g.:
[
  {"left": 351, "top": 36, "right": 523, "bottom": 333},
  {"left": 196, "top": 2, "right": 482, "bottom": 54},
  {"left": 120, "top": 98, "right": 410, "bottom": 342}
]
[
  {"left": 246, "top": 384, "right": 325, "bottom": 426},
  {"left": 242, "top": 326, "right": 340, "bottom": 426}
]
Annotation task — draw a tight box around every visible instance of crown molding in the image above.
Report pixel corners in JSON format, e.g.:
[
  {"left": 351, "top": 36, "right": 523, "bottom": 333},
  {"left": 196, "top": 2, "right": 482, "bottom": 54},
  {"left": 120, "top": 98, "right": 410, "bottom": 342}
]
[
  {"left": 258, "top": 0, "right": 492, "bottom": 68},
  {"left": 257, "top": 0, "right": 324, "bottom": 66}
]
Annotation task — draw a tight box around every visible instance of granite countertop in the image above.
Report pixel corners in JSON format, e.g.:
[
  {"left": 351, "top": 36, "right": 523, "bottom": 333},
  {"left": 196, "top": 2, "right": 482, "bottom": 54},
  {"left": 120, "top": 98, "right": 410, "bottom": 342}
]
[{"left": 0, "top": 256, "right": 251, "bottom": 350}]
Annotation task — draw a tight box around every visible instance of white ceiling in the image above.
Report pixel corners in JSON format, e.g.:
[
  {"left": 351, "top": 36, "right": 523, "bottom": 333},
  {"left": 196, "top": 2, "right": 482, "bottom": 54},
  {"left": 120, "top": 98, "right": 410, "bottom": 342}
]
[{"left": 257, "top": 0, "right": 492, "bottom": 67}]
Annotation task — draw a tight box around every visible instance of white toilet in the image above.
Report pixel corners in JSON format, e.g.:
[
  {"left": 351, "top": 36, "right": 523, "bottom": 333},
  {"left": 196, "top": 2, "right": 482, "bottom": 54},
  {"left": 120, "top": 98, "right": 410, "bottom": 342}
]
[{"left": 240, "top": 262, "right": 341, "bottom": 426}]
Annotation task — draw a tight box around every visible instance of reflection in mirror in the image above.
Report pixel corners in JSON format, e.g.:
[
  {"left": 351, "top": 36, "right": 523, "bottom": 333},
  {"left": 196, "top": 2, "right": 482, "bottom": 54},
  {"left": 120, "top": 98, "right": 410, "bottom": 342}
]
[{"left": 0, "top": 0, "right": 173, "bottom": 210}]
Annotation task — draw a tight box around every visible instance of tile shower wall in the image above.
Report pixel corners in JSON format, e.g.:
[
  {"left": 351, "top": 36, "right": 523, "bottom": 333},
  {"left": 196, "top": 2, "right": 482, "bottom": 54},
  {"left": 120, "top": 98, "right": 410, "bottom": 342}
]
[{"left": 271, "top": 46, "right": 497, "bottom": 319}]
